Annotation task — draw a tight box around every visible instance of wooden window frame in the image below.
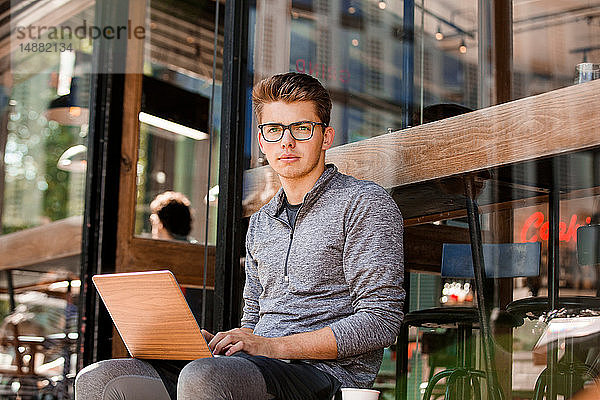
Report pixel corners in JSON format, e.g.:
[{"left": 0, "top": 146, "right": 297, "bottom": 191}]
[{"left": 115, "top": 1, "right": 215, "bottom": 289}]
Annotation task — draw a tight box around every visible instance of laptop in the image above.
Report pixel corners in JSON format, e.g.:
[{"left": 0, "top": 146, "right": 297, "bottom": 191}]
[{"left": 92, "top": 270, "right": 213, "bottom": 360}]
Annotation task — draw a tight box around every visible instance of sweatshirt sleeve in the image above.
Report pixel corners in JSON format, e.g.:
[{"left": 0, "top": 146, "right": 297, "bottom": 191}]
[
  {"left": 329, "top": 186, "right": 405, "bottom": 359},
  {"left": 240, "top": 215, "right": 262, "bottom": 330}
]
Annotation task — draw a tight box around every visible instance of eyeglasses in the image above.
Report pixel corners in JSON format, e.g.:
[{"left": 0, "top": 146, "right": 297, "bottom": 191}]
[{"left": 258, "top": 121, "right": 327, "bottom": 142}]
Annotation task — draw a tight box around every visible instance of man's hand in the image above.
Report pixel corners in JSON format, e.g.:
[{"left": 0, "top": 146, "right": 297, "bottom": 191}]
[
  {"left": 208, "top": 328, "right": 273, "bottom": 357},
  {"left": 206, "top": 326, "right": 337, "bottom": 360}
]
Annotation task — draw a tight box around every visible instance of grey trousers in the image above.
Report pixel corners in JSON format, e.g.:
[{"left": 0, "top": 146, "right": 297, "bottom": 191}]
[{"left": 74, "top": 357, "right": 273, "bottom": 400}]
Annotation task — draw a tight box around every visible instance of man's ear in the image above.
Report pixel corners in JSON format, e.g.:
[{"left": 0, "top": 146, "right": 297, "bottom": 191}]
[
  {"left": 257, "top": 130, "right": 266, "bottom": 154},
  {"left": 322, "top": 126, "right": 335, "bottom": 150}
]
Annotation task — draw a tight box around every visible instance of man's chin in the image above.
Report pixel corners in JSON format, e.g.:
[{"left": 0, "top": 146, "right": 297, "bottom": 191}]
[
  {"left": 275, "top": 171, "right": 304, "bottom": 180},
  {"left": 271, "top": 158, "right": 325, "bottom": 181},
  {"left": 272, "top": 164, "right": 306, "bottom": 180}
]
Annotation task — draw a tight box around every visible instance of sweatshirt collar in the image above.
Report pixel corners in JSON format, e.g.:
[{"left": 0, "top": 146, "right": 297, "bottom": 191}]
[{"left": 266, "top": 163, "right": 338, "bottom": 217}]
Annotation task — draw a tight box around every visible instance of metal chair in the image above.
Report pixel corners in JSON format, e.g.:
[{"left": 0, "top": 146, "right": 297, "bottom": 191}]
[
  {"left": 407, "top": 242, "right": 540, "bottom": 400},
  {"left": 405, "top": 306, "right": 485, "bottom": 400}
]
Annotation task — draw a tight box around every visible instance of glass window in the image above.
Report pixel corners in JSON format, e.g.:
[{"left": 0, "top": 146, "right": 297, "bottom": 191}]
[
  {"left": 240, "top": 1, "right": 600, "bottom": 399},
  {"left": 133, "top": 0, "right": 223, "bottom": 246},
  {"left": 0, "top": 3, "right": 95, "bottom": 397},
  {"left": 414, "top": 0, "right": 479, "bottom": 115},
  {"left": 513, "top": 1, "right": 600, "bottom": 98}
]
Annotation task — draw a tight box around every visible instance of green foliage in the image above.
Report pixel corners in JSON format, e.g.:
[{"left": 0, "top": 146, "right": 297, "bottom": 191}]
[
  {"left": 2, "top": 224, "right": 35, "bottom": 234},
  {"left": 43, "top": 125, "right": 76, "bottom": 221},
  {"left": 0, "top": 299, "right": 12, "bottom": 322}
]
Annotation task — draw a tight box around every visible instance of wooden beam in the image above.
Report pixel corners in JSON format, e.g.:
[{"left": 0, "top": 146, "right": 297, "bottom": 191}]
[
  {"left": 0, "top": 216, "right": 82, "bottom": 270},
  {"left": 242, "top": 79, "right": 600, "bottom": 217},
  {"left": 122, "top": 238, "right": 216, "bottom": 288}
]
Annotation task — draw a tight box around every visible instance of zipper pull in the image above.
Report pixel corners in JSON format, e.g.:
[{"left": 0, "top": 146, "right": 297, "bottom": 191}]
[{"left": 284, "top": 227, "right": 293, "bottom": 285}]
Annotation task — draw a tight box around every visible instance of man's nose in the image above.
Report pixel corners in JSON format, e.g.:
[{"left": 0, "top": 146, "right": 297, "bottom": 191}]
[{"left": 280, "top": 128, "right": 295, "bottom": 148}]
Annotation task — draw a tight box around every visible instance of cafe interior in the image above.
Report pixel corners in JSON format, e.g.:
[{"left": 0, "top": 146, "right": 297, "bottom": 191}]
[{"left": 0, "top": 0, "right": 599, "bottom": 398}]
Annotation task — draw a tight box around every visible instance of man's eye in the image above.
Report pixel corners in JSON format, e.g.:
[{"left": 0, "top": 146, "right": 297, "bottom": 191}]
[
  {"left": 267, "top": 127, "right": 282, "bottom": 133},
  {"left": 297, "top": 125, "right": 310, "bottom": 131}
]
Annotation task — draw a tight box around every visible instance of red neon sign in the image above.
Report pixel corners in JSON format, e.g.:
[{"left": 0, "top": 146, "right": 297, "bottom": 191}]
[{"left": 519, "top": 212, "right": 592, "bottom": 243}]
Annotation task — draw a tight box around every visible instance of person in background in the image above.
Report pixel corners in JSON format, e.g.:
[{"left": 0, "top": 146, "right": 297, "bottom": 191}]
[{"left": 149, "top": 191, "right": 194, "bottom": 242}]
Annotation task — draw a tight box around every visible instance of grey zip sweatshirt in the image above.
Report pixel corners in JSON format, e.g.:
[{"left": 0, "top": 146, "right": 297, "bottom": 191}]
[{"left": 241, "top": 164, "right": 405, "bottom": 388}]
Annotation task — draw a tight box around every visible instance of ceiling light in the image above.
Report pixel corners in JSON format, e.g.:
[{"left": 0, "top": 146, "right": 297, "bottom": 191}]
[
  {"left": 57, "top": 51, "right": 76, "bottom": 96},
  {"left": 435, "top": 25, "right": 444, "bottom": 41},
  {"left": 46, "top": 77, "right": 89, "bottom": 126},
  {"left": 459, "top": 39, "right": 467, "bottom": 54},
  {"left": 57, "top": 145, "right": 87, "bottom": 173},
  {"left": 138, "top": 112, "right": 209, "bottom": 141}
]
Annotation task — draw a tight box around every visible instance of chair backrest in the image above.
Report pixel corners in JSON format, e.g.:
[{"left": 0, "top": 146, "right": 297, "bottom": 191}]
[{"left": 441, "top": 242, "right": 541, "bottom": 278}]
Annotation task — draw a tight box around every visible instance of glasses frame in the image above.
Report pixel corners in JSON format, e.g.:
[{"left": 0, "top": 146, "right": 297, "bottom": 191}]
[{"left": 257, "top": 120, "right": 328, "bottom": 142}]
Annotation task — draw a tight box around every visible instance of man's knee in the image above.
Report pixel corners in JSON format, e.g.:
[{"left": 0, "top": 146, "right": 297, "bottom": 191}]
[
  {"left": 75, "top": 359, "right": 163, "bottom": 400},
  {"left": 75, "top": 360, "right": 117, "bottom": 399},
  {"left": 178, "top": 358, "right": 220, "bottom": 392},
  {"left": 177, "top": 357, "right": 270, "bottom": 400}
]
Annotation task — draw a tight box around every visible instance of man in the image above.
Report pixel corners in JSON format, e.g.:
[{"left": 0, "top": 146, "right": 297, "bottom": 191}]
[
  {"left": 149, "top": 191, "right": 194, "bottom": 242},
  {"left": 75, "top": 72, "right": 404, "bottom": 400}
]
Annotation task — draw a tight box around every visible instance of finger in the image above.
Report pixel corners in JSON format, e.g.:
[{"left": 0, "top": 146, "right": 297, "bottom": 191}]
[
  {"left": 225, "top": 341, "right": 245, "bottom": 356},
  {"left": 201, "top": 329, "right": 214, "bottom": 341},
  {"left": 208, "top": 331, "right": 227, "bottom": 351},
  {"left": 209, "top": 328, "right": 238, "bottom": 349},
  {"left": 214, "top": 334, "right": 236, "bottom": 355},
  {"left": 209, "top": 328, "right": 246, "bottom": 352}
]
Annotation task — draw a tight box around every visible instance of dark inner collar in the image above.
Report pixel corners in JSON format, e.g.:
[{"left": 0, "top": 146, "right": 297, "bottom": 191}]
[{"left": 284, "top": 195, "right": 302, "bottom": 210}]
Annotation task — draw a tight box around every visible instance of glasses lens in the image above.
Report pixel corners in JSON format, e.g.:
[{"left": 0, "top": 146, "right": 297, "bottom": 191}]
[
  {"left": 262, "top": 124, "right": 284, "bottom": 141},
  {"left": 290, "top": 122, "right": 314, "bottom": 140}
]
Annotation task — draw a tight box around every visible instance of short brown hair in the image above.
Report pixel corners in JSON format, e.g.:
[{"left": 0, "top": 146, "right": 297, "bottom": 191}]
[
  {"left": 252, "top": 72, "right": 332, "bottom": 126},
  {"left": 150, "top": 191, "right": 192, "bottom": 237}
]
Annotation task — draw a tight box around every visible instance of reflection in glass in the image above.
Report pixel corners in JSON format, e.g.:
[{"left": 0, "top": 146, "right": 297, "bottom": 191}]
[
  {"left": 0, "top": 3, "right": 94, "bottom": 397},
  {"left": 149, "top": 191, "right": 196, "bottom": 243},
  {"left": 135, "top": 115, "right": 212, "bottom": 243},
  {"left": 133, "top": 0, "right": 223, "bottom": 246},
  {"left": 513, "top": 1, "right": 600, "bottom": 98}
]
